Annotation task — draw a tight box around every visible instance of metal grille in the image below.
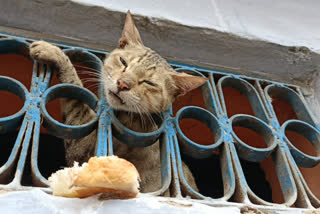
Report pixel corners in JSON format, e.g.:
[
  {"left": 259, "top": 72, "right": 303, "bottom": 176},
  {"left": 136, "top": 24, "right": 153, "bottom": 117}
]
[{"left": 0, "top": 33, "right": 320, "bottom": 210}]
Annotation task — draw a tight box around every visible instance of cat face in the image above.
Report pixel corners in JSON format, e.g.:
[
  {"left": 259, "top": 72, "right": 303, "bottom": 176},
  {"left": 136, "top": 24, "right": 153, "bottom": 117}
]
[{"left": 102, "top": 11, "right": 207, "bottom": 114}]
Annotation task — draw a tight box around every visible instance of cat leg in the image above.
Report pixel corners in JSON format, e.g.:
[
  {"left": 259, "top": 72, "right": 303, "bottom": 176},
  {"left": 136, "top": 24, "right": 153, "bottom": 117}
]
[
  {"left": 181, "top": 161, "right": 199, "bottom": 193},
  {"left": 30, "top": 41, "right": 83, "bottom": 86},
  {"left": 30, "top": 41, "right": 97, "bottom": 165},
  {"left": 29, "top": 41, "right": 95, "bottom": 124},
  {"left": 120, "top": 143, "right": 163, "bottom": 193}
]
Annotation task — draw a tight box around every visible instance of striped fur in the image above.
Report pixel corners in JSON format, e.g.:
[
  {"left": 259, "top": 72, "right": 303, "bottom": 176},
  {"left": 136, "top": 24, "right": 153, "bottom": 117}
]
[{"left": 29, "top": 11, "right": 207, "bottom": 194}]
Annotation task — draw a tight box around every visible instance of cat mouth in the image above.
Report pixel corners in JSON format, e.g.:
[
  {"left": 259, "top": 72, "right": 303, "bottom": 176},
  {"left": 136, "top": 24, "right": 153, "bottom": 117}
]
[{"left": 109, "top": 91, "right": 125, "bottom": 104}]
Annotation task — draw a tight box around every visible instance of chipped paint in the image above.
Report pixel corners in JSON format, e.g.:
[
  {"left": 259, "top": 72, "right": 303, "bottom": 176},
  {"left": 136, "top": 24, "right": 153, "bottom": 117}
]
[{"left": 0, "top": 35, "right": 319, "bottom": 211}]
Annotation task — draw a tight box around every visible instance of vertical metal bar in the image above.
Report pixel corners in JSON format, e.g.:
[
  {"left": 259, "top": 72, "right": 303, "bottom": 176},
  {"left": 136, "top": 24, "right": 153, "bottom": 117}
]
[
  {"left": 169, "top": 133, "right": 182, "bottom": 198},
  {"left": 0, "top": 119, "right": 28, "bottom": 182},
  {"left": 228, "top": 142, "right": 251, "bottom": 204},
  {"left": 28, "top": 59, "right": 52, "bottom": 187},
  {"left": 96, "top": 110, "right": 108, "bottom": 156},
  {"left": 31, "top": 119, "right": 48, "bottom": 187},
  {"left": 296, "top": 87, "right": 319, "bottom": 129},
  {"left": 254, "top": 80, "right": 274, "bottom": 119},
  {"left": 147, "top": 133, "right": 171, "bottom": 196},
  {"left": 173, "top": 134, "right": 202, "bottom": 199},
  {"left": 107, "top": 121, "right": 113, "bottom": 156},
  {"left": 208, "top": 74, "right": 223, "bottom": 117},
  {"left": 11, "top": 121, "right": 33, "bottom": 186}
]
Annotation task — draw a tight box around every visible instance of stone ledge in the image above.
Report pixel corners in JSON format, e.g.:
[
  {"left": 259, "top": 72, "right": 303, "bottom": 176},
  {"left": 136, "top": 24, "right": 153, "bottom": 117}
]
[
  {"left": 0, "top": 189, "right": 240, "bottom": 214},
  {"left": 0, "top": 189, "right": 313, "bottom": 214}
]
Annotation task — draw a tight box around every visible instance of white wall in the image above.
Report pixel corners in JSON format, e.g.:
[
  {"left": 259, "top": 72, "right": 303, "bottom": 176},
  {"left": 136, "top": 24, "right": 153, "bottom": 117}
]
[{"left": 74, "top": 0, "right": 320, "bottom": 53}]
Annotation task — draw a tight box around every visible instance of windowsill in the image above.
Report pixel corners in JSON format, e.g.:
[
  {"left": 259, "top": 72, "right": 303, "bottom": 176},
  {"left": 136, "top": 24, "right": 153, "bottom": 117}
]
[
  {"left": 0, "top": 189, "right": 240, "bottom": 214},
  {"left": 0, "top": 189, "right": 314, "bottom": 214}
]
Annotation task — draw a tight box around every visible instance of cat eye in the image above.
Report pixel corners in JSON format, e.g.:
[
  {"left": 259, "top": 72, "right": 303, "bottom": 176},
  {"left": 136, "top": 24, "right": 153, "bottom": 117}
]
[
  {"left": 119, "top": 56, "right": 128, "bottom": 67},
  {"left": 140, "top": 80, "right": 156, "bottom": 87}
]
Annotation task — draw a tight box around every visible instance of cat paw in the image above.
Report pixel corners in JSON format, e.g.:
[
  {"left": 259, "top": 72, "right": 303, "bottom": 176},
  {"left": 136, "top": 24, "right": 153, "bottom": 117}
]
[{"left": 29, "top": 41, "right": 64, "bottom": 65}]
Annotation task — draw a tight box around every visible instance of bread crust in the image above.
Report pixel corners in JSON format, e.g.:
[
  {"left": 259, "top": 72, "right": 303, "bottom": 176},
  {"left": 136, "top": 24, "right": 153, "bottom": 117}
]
[
  {"left": 75, "top": 187, "right": 138, "bottom": 199},
  {"left": 49, "top": 156, "right": 140, "bottom": 198}
]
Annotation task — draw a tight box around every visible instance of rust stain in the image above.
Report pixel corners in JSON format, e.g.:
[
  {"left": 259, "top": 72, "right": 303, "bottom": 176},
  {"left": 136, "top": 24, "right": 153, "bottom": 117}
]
[{"left": 160, "top": 200, "right": 193, "bottom": 208}]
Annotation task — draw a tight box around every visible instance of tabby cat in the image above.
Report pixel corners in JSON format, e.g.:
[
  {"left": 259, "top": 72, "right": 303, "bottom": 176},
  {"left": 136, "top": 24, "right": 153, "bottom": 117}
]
[{"left": 29, "top": 11, "right": 207, "bottom": 193}]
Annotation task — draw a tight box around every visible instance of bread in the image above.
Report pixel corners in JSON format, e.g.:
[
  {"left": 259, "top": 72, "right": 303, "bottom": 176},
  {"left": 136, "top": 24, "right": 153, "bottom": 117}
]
[{"left": 48, "top": 156, "right": 140, "bottom": 199}]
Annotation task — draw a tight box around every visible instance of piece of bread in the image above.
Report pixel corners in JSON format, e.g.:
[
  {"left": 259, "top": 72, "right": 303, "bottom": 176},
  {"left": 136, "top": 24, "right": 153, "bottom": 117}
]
[{"left": 48, "top": 156, "right": 140, "bottom": 199}]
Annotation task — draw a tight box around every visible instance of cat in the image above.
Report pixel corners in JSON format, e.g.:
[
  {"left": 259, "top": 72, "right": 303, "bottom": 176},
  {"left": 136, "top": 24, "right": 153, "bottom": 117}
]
[{"left": 29, "top": 11, "right": 207, "bottom": 194}]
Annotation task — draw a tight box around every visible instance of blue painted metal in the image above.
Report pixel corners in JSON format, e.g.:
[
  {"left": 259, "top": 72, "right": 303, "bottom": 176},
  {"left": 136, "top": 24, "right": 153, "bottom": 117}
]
[
  {"left": 265, "top": 84, "right": 317, "bottom": 127},
  {"left": 153, "top": 132, "right": 172, "bottom": 196},
  {"left": 0, "top": 34, "right": 320, "bottom": 209},
  {"left": 0, "top": 76, "right": 28, "bottom": 134},
  {"left": 229, "top": 114, "right": 277, "bottom": 162},
  {"left": 175, "top": 106, "right": 223, "bottom": 158},
  {"left": 41, "top": 84, "right": 99, "bottom": 139},
  {"left": 217, "top": 76, "right": 269, "bottom": 123},
  {"left": 110, "top": 109, "right": 166, "bottom": 147},
  {"left": 282, "top": 120, "right": 320, "bottom": 168}
]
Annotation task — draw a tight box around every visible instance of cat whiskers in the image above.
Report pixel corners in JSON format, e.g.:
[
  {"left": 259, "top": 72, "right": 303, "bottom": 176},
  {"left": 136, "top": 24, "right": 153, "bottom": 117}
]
[
  {"left": 137, "top": 103, "right": 157, "bottom": 128},
  {"left": 74, "top": 64, "right": 101, "bottom": 72},
  {"left": 78, "top": 74, "right": 100, "bottom": 91},
  {"left": 75, "top": 64, "right": 112, "bottom": 80},
  {"left": 129, "top": 102, "right": 157, "bottom": 130},
  {"left": 75, "top": 68, "right": 108, "bottom": 92},
  {"left": 133, "top": 104, "right": 147, "bottom": 130},
  {"left": 120, "top": 92, "right": 159, "bottom": 129},
  {"left": 76, "top": 69, "right": 102, "bottom": 78},
  {"left": 128, "top": 110, "right": 134, "bottom": 127},
  {"left": 76, "top": 66, "right": 158, "bottom": 130},
  {"left": 73, "top": 61, "right": 113, "bottom": 81}
]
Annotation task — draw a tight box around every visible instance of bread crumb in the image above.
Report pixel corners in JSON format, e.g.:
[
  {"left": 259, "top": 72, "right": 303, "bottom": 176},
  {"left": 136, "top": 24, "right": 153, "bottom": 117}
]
[{"left": 240, "top": 206, "right": 265, "bottom": 214}]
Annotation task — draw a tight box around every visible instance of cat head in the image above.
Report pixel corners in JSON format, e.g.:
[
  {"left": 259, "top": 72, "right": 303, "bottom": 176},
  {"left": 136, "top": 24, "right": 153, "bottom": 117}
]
[{"left": 102, "top": 11, "right": 207, "bottom": 114}]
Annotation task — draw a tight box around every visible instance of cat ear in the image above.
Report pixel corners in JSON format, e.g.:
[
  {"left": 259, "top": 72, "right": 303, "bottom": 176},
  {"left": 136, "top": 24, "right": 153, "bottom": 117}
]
[
  {"left": 119, "top": 11, "right": 143, "bottom": 48},
  {"left": 171, "top": 72, "right": 208, "bottom": 96}
]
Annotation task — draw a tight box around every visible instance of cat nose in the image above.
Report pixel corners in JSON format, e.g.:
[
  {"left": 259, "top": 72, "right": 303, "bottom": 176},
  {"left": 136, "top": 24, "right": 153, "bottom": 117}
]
[{"left": 117, "top": 79, "right": 130, "bottom": 91}]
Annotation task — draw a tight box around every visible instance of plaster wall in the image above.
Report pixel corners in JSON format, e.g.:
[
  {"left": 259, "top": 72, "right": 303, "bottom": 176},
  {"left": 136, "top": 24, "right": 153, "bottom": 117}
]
[{"left": 74, "top": 0, "right": 320, "bottom": 53}]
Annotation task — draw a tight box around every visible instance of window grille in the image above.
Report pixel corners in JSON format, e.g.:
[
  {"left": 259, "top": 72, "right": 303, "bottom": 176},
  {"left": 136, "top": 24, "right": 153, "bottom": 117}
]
[{"left": 0, "top": 33, "right": 320, "bottom": 210}]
